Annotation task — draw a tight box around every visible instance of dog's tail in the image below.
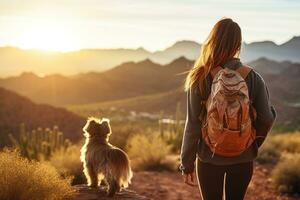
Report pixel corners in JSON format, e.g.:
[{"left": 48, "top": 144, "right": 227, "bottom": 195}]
[{"left": 107, "top": 148, "right": 133, "bottom": 188}]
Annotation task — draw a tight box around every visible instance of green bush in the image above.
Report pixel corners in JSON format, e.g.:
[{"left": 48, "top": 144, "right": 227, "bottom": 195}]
[
  {"left": 272, "top": 154, "right": 300, "bottom": 194},
  {"left": 0, "top": 150, "right": 73, "bottom": 200},
  {"left": 49, "top": 145, "right": 85, "bottom": 185},
  {"left": 127, "top": 133, "right": 176, "bottom": 171}
]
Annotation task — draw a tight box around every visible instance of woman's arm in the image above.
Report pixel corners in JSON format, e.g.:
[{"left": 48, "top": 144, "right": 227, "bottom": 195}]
[
  {"left": 252, "top": 72, "right": 276, "bottom": 147},
  {"left": 180, "top": 85, "right": 203, "bottom": 174}
]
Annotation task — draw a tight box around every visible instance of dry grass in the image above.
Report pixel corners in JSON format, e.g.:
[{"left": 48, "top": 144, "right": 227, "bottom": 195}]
[
  {"left": 257, "top": 132, "right": 300, "bottom": 164},
  {"left": 272, "top": 153, "right": 300, "bottom": 194},
  {"left": 269, "top": 132, "right": 300, "bottom": 153},
  {"left": 49, "top": 145, "right": 85, "bottom": 185},
  {"left": 257, "top": 132, "right": 300, "bottom": 195},
  {"left": 257, "top": 138, "right": 281, "bottom": 164},
  {"left": 0, "top": 149, "right": 74, "bottom": 200},
  {"left": 127, "top": 133, "right": 177, "bottom": 171}
]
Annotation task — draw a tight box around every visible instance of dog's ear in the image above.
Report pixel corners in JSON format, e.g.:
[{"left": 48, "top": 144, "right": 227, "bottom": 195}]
[
  {"left": 83, "top": 118, "right": 91, "bottom": 133},
  {"left": 83, "top": 117, "right": 101, "bottom": 137},
  {"left": 100, "top": 118, "right": 111, "bottom": 135}
]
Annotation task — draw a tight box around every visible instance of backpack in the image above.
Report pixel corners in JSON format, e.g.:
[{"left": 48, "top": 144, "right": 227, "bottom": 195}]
[{"left": 201, "top": 65, "right": 257, "bottom": 157}]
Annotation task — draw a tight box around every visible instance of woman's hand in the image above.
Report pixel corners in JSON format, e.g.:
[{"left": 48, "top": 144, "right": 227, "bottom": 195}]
[{"left": 183, "top": 172, "right": 197, "bottom": 187}]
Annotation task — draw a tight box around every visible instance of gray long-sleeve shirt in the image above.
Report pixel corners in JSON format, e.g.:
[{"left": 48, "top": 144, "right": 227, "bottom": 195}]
[{"left": 180, "top": 58, "right": 276, "bottom": 173}]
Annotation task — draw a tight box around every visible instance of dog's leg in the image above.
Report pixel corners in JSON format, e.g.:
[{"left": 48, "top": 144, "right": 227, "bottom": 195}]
[
  {"left": 98, "top": 173, "right": 105, "bottom": 186},
  {"left": 105, "top": 168, "right": 120, "bottom": 197},
  {"left": 84, "top": 165, "right": 98, "bottom": 188},
  {"left": 107, "top": 179, "right": 120, "bottom": 197}
]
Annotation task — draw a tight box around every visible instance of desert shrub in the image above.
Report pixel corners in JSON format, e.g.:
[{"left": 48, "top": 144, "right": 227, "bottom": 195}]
[
  {"left": 272, "top": 154, "right": 300, "bottom": 194},
  {"left": 49, "top": 145, "right": 85, "bottom": 185},
  {"left": 257, "top": 138, "right": 281, "bottom": 164},
  {"left": 109, "top": 124, "right": 139, "bottom": 150},
  {"left": 0, "top": 150, "right": 73, "bottom": 200},
  {"left": 127, "top": 133, "right": 176, "bottom": 171},
  {"left": 256, "top": 132, "right": 300, "bottom": 164},
  {"left": 270, "top": 132, "right": 300, "bottom": 153}
]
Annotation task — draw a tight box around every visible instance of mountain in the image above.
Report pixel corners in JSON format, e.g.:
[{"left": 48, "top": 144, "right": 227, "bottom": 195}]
[
  {"left": 247, "top": 57, "right": 291, "bottom": 75},
  {"left": 1, "top": 56, "right": 299, "bottom": 129},
  {"left": 281, "top": 36, "right": 300, "bottom": 50},
  {"left": 1, "top": 36, "right": 300, "bottom": 77},
  {"left": 240, "top": 37, "right": 300, "bottom": 63},
  {"left": 149, "top": 40, "right": 200, "bottom": 63},
  {"left": 0, "top": 46, "right": 151, "bottom": 77},
  {"left": 0, "top": 87, "right": 85, "bottom": 147},
  {"left": 0, "top": 57, "right": 193, "bottom": 105}
]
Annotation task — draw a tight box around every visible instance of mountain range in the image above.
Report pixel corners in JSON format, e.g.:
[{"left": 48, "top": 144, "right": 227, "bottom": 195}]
[
  {"left": 0, "top": 56, "right": 299, "bottom": 129},
  {"left": 0, "top": 57, "right": 191, "bottom": 105},
  {"left": 0, "top": 36, "right": 300, "bottom": 77}
]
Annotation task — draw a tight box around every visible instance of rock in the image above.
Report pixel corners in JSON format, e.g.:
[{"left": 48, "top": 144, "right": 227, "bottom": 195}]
[{"left": 70, "top": 185, "right": 149, "bottom": 200}]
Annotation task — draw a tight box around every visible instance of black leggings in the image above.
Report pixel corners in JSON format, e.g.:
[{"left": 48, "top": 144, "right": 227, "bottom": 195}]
[{"left": 196, "top": 159, "right": 253, "bottom": 200}]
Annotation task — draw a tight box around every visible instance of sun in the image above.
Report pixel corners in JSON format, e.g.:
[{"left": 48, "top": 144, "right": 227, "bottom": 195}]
[{"left": 15, "top": 22, "right": 78, "bottom": 52}]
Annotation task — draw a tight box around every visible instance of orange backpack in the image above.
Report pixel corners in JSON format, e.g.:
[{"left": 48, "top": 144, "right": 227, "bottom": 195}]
[{"left": 201, "top": 65, "right": 257, "bottom": 157}]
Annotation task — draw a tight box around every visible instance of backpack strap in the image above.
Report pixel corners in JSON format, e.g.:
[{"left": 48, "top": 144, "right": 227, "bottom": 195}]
[
  {"left": 236, "top": 65, "right": 256, "bottom": 122},
  {"left": 236, "top": 65, "right": 252, "bottom": 80},
  {"left": 210, "top": 66, "right": 223, "bottom": 79}
]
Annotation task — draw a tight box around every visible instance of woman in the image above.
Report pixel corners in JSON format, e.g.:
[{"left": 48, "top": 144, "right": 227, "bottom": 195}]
[{"left": 180, "top": 18, "right": 276, "bottom": 200}]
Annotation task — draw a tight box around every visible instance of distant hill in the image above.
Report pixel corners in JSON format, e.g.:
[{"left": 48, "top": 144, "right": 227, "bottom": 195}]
[
  {"left": 0, "top": 87, "right": 85, "bottom": 147},
  {"left": 1, "top": 56, "right": 299, "bottom": 106},
  {"left": 70, "top": 57, "right": 300, "bottom": 130},
  {"left": 0, "top": 36, "right": 300, "bottom": 77},
  {"left": 0, "top": 57, "right": 193, "bottom": 105},
  {"left": 0, "top": 46, "right": 150, "bottom": 77},
  {"left": 69, "top": 88, "right": 186, "bottom": 117},
  {"left": 246, "top": 57, "right": 290, "bottom": 75},
  {"left": 1, "top": 57, "right": 299, "bottom": 129},
  {"left": 150, "top": 40, "right": 200, "bottom": 64},
  {"left": 240, "top": 36, "right": 300, "bottom": 63}
]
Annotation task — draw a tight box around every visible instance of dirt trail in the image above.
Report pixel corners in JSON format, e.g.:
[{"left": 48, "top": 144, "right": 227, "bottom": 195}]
[
  {"left": 70, "top": 185, "right": 149, "bottom": 200},
  {"left": 129, "top": 164, "right": 300, "bottom": 200}
]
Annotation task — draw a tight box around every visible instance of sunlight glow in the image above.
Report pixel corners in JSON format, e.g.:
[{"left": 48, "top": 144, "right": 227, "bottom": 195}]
[
  {"left": 15, "top": 21, "right": 78, "bottom": 52},
  {"left": 0, "top": 0, "right": 299, "bottom": 51}
]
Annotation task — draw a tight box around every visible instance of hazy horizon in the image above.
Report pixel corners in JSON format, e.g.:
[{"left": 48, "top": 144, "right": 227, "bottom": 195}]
[
  {"left": 0, "top": 0, "right": 299, "bottom": 52},
  {"left": 0, "top": 35, "right": 299, "bottom": 53}
]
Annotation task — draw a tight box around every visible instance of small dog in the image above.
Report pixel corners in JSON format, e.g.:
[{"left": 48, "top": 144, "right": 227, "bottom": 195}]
[{"left": 80, "top": 117, "right": 133, "bottom": 197}]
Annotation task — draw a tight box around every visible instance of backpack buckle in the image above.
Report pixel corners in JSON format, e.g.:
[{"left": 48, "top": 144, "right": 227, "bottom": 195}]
[
  {"left": 219, "top": 124, "right": 223, "bottom": 131},
  {"left": 239, "top": 123, "right": 246, "bottom": 136},
  {"left": 241, "top": 123, "right": 245, "bottom": 131}
]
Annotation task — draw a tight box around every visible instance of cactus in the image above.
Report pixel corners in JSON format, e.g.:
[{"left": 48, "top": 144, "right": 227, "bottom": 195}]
[
  {"left": 158, "top": 111, "right": 165, "bottom": 139},
  {"left": 9, "top": 124, "right": 71, "bottom": 160},
  {"left": 158, "top": 102, "right": 185, "bottom": 152}
]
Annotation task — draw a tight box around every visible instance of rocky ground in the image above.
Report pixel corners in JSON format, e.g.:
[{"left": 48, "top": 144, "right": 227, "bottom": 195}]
[{"left": 70, "top": 185, "right": 149, "bottom": 200}]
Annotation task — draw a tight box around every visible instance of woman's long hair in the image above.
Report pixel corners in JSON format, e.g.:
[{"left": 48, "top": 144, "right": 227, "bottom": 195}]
[{"left": 184, "top": 18, "right": 242, "bottom": 92}]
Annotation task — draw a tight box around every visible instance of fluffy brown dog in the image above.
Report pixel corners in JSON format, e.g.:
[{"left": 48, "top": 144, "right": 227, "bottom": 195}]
[{"left": 80, "top": 117, "right": 133, "bottom": 197}]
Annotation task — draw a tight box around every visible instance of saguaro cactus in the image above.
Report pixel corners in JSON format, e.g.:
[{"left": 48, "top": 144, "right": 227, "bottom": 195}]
[
  {"left": 9, "top": 124, "right": 71, "bottom": 160},
  {"left": 158, "top": 102, "right": 185, "bottom": 152}
]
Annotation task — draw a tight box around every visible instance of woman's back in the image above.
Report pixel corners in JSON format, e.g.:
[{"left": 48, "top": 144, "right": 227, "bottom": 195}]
[
  {"left": 182, "top": 58, "right": 276, "bottom": 166},
  {"left": 180, "top": 18, "right": 276, "bottom": 200}
]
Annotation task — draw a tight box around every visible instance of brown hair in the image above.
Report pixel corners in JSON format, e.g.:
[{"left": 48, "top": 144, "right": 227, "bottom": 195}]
[{"left": 184, "top": 18, "right": 242, "bottom": 92}]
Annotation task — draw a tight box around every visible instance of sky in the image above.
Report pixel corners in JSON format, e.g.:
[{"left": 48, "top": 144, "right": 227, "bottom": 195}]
[{"left": 0, "top": 0, "right": 299, "bottom": 51}]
